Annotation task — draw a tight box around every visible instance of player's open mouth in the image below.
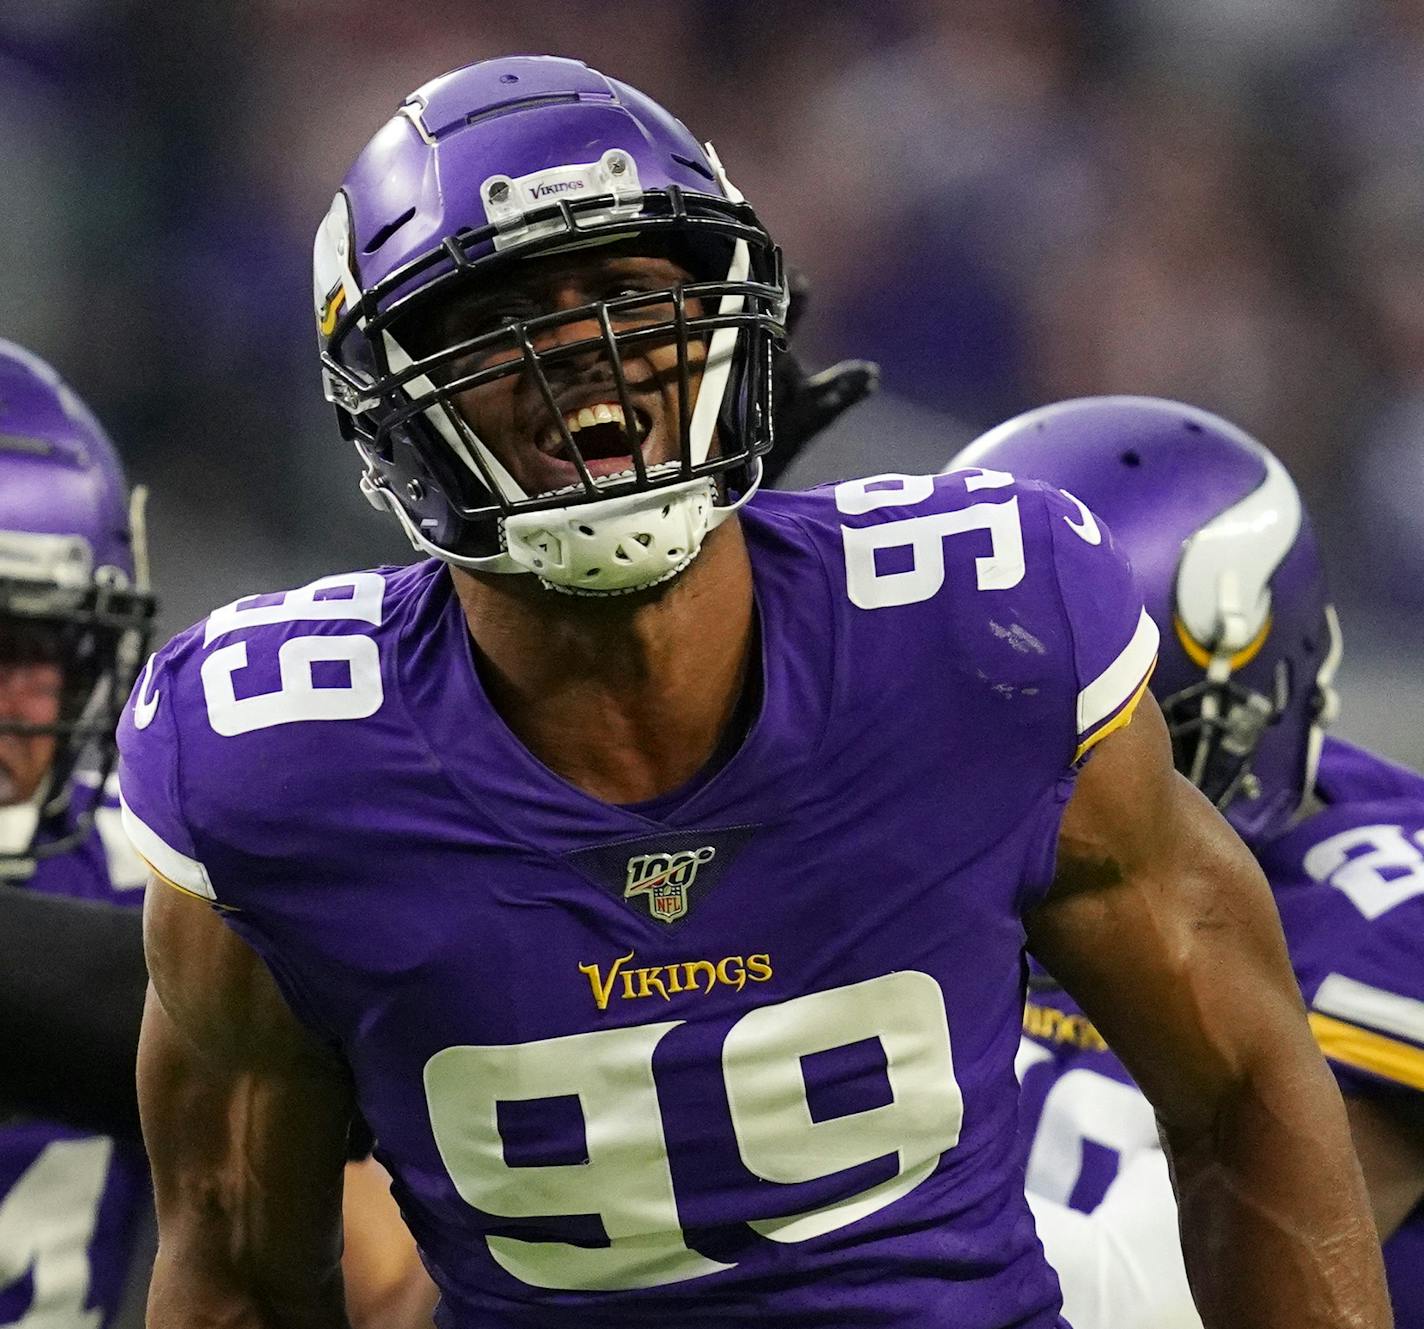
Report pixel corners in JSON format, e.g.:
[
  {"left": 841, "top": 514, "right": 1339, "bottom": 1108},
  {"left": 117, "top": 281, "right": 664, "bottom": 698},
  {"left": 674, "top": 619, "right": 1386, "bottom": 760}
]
[{"left": 536, "top": 400, "right": 653, "bottom": 473}]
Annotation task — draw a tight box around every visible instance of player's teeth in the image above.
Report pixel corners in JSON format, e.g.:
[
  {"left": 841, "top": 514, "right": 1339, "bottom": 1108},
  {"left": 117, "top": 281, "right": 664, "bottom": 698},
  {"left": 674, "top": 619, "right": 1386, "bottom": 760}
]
[{"left": 562, "top": 403, "right": 626, "bottom": 436}]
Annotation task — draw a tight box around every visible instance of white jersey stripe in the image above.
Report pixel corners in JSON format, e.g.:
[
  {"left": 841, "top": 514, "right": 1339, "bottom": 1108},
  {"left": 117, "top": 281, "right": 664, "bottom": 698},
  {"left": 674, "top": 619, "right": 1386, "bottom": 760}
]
[
  {"left": 118, "top": 794, "right": 216, "bottom": 901},
  {"left": 1315, "top": 973, "right": 1424, "bottom": 1047},
  {"left": 1076, "top": 608, "right": 1160, "bottom": 737}
]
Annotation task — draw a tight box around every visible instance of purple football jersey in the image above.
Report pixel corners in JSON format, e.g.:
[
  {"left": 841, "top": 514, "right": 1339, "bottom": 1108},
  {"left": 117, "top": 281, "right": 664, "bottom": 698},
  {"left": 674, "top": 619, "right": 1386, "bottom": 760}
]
[
  {"left": 0, "top": 782, "right": 150, "bottom": 1328},
  {"left": 117, "top": 473, "right": 1156, "bottom": 1329},
  {"left": 1019, "top": 736, "right": 1424, "bottom": 1326}
]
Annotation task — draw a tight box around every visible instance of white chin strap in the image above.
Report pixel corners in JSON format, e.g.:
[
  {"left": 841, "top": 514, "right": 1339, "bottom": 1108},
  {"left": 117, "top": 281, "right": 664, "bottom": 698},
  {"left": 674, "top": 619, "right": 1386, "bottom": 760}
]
[
  {"left": 363, "top": 461, "right": 761, "bottom": 595},
  {"left": 503, "top": 468, "right": 758, "bottom": 596}
]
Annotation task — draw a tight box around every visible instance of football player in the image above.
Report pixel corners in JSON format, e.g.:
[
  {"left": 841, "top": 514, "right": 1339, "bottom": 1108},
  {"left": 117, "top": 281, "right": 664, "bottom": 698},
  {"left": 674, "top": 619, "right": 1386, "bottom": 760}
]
[
  {"left": 953, "top": 396, "right": 1424, "bottom": 1327},
  {"left": 122, "top": 57, "right": 1389, "bottom": 1328},
  {"left": 0, "top": 341, "right": 156, "bottom": 1326}
]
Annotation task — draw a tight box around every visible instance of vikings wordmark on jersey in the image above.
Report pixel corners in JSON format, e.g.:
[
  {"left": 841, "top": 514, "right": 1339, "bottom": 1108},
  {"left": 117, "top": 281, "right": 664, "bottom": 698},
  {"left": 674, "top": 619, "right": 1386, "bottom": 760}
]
[{"left": 119, "top": 473, "right": 1157, "bottom": 1328}]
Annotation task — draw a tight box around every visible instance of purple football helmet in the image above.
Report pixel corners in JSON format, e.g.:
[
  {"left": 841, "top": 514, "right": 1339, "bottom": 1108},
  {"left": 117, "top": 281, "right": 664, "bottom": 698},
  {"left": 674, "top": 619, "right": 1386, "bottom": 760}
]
[
  {"left": 953, "top": 396, "right": 1340, "bottom": 845},
  {"left": 0, "top": 341, "right": 156, "bottom": 864},
  {"left": 315, "top": 55, "right": 788, "bottom": 595}
]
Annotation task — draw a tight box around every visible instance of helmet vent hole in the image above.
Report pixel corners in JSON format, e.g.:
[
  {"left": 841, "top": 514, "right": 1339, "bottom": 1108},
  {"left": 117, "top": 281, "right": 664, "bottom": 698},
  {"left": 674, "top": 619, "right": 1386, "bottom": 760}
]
[
  {"left": 584, "top": 567, "right": 601, "bottom": 578},
  {"left": 1121, "top": 450, "right": 1141, "bottom": 467},
  {"left": 1185, "top": 421, "right": 1204, "bottom": 433},
  {"left": 661, "top": 504, "right": 671, "bottom": 517},
  {"left": 668, "top": 548, "right": 683, "bottom": 557},
  {"left": 633, "top": 532, "right": 653, "bottom": 547},
  {"left": 614, "top": 547, "right": 632, "bottom": 563},
  {"left": 577, "top": 524, "right": 595, "bottom": 536},
  {"left": 364, "top": 207, "right": 416, "bottom": 254}
]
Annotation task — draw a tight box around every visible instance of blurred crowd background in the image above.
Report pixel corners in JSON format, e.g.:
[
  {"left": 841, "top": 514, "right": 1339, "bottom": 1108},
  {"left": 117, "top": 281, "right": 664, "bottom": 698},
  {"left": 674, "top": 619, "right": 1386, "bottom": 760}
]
[{"left": 2, "top": 0, "right": 1423, "bottom": 763}]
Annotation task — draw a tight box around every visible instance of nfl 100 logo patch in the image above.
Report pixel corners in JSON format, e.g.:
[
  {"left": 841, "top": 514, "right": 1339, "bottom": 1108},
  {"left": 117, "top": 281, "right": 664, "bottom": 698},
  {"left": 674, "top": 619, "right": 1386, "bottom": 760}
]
[{"left": 624, "top": 847, "right": 716, "bottom": 923}]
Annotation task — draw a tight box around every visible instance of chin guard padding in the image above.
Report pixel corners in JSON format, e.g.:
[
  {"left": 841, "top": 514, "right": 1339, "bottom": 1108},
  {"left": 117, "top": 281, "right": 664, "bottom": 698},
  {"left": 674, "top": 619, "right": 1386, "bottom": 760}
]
[{"left": 502, "top": 477, "right": 719, "bottom": 595}]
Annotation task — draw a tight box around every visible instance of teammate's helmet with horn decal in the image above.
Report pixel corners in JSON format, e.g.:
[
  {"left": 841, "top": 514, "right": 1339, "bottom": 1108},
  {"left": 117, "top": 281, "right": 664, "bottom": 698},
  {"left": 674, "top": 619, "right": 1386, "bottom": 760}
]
[
  {"left": 952, "top": 396, "right": 1340, "bottom": 844},
  {"left": 315, "top": 55, "right": 787, "bottom": 596},
  {"left": 0, "top": 341, "right": 155, "bottom": 866}
]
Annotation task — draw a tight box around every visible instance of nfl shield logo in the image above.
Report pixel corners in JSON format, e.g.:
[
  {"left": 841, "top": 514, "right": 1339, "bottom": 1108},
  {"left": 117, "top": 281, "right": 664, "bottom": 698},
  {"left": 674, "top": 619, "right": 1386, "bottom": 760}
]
[{"left": 624, "top": 847, "right": 716, "bottom": 923}]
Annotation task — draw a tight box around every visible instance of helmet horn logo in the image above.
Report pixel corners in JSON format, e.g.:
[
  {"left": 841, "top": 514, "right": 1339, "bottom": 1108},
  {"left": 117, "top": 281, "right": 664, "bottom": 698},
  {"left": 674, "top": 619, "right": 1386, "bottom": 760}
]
[{"left": 624, "top": 846, "right": 716, "bottom": 924}]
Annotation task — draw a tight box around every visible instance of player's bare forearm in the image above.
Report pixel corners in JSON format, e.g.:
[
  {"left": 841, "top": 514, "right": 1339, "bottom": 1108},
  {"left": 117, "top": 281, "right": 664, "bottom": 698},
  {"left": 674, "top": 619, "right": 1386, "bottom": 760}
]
[
  {"left": 140, "top": 879, "right": 357, "bottom": 1328},
  {"left": 147, "top": 1243, "right": 349, "bottom": 1329},
  {"left": 1027, "top": 695, "right": 1390, "bottom": 1327},
  {"left": 1165, "top": 1037, "right": 1387, "bottom": 1328}
]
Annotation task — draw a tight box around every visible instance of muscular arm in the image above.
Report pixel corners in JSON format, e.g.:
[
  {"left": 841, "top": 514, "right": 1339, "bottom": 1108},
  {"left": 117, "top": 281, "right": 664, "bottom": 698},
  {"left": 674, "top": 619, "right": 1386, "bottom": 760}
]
[
  {"left": 1025, "top": 695, "right": 1391, "bottom": 1328},
  {"left": 140, "top": 876, "right": 355, "bottom": 1328}
]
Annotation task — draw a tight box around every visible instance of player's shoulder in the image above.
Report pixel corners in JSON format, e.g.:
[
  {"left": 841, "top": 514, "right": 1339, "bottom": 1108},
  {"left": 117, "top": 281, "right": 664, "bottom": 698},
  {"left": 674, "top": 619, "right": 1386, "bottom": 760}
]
[
  {"left": 757, "top": 468, "right": 1156, "bottom": 762},
  {"left": 116, "top": 561, "right": 437, "bottom": 895},
  {"left": 754, "top": 465, "right": 1111, "bottom": 609}
]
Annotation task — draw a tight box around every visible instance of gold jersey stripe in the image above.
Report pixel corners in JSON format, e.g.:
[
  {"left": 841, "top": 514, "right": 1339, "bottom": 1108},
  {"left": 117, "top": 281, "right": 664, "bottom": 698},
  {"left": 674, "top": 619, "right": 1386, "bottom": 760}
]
[
  {"left": 137, "top": 853, "right": 232, "bottom": 908},
  {"left": 1074, "top": 660, "right": 1156, "bottom": 763},
  {"left": 1309, "top": 1012, "right": 1424, "bottom": 1092}
]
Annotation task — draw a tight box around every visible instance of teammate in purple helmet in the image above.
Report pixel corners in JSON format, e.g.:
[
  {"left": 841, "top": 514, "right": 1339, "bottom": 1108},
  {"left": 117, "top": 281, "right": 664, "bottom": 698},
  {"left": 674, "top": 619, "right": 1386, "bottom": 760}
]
[
  {"left": 955, "top": 395, "right": 1424, "bottom": 1327},
  {"left": 0, "top": 340, "right": 156, "bottom": 1326},
  {"left": 0, "top": 342, "right": 436, "bottom": 1329},
  {"left": 122, "top": 57, "right": 1388, "bottom": 1328}
]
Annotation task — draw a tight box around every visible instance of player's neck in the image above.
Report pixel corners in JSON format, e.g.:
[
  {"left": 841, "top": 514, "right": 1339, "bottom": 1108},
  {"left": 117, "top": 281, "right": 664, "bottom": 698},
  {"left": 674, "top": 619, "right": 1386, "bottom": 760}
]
[{"left": 450, "top": 520, "right": 756, "bottom": 804}]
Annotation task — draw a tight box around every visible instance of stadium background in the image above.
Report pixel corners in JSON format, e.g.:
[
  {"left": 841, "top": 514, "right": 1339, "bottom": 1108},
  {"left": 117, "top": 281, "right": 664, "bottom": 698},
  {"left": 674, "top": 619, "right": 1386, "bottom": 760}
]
[{"left": 3, "top": 0, "right": 1423, "bottom": 781}]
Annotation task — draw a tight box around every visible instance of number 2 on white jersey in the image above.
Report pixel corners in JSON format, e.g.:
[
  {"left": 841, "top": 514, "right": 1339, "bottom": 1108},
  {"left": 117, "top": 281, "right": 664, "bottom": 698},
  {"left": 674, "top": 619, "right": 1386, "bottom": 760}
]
[{"left": 1304, "top": 823, "right": 1424, "bottom": 920}]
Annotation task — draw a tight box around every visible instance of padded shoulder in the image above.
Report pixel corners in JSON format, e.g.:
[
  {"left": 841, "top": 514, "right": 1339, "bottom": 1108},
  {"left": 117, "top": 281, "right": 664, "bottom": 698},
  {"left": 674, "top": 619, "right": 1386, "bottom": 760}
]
[
  {"left": 761, "top": 470, "right": 1158, "bottom": 766},
  {"left": 116, "top": 561, "right": 437, "bottom": 904}
]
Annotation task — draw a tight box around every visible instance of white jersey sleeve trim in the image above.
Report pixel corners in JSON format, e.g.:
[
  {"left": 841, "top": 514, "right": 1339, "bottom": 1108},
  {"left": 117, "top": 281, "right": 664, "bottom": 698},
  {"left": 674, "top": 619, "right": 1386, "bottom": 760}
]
[
  {"left": 1077, "top": 608, "right": 1160, "bottom": 737},
  {"left": 118, "top": 793, "right": 215, "bottom": 902},
  {"left": 1315, "top": 973, "right": 1424, "bottom": 1046}
]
